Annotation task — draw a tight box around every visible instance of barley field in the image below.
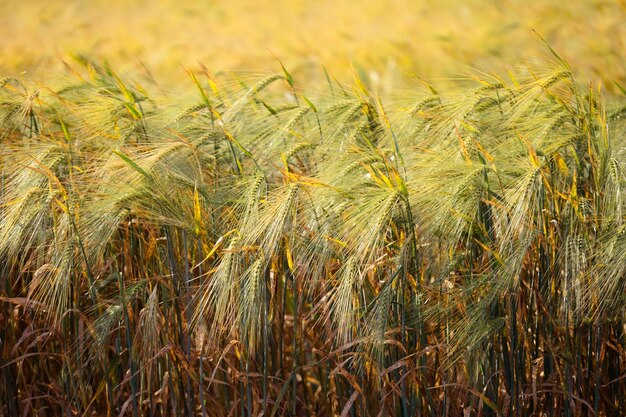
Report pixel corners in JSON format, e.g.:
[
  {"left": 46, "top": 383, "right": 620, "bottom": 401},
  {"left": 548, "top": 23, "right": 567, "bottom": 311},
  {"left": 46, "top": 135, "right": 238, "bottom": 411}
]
[{"left": 1, "top": 1, "right": 626, "bottom": 416}]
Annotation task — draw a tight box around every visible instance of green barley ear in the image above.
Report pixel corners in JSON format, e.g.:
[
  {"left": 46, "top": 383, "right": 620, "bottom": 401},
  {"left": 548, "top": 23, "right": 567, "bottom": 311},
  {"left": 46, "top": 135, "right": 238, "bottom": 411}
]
[
  {"left": 237, "top": 256, "right": 267, "bottom": 352},
  {"left": 193, "top": 234, "right": 241, "bottom": 341},
  {"left": 329, "top": 257, "right": 358, "bottom": 346}
]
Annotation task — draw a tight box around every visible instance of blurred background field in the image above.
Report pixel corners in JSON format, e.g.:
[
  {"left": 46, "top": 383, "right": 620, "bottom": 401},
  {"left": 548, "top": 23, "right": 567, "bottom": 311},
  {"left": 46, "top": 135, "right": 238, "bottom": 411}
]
[{"left": 1, "top": 0, "right": 625, "bottom": 90}]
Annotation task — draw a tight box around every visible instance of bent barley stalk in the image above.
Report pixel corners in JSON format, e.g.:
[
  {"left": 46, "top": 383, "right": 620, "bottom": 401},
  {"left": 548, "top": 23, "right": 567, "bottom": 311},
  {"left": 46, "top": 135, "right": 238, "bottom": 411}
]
[{"left": 0, "top": 56, "right": 625, "bottom": 417}]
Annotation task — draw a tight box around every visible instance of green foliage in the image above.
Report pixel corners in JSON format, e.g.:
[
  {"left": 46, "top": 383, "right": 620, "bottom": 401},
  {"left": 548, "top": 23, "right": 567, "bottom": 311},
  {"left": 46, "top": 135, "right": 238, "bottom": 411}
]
[{"left": 1, "top": 57, "right": 625, "bottom": 416}]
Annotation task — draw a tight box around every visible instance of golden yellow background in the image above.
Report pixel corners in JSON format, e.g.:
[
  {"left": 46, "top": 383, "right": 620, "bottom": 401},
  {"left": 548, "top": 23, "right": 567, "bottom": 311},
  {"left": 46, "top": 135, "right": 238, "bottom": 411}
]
[{"left": 1, "top": 0, "right": 625, "bottom": 88}]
